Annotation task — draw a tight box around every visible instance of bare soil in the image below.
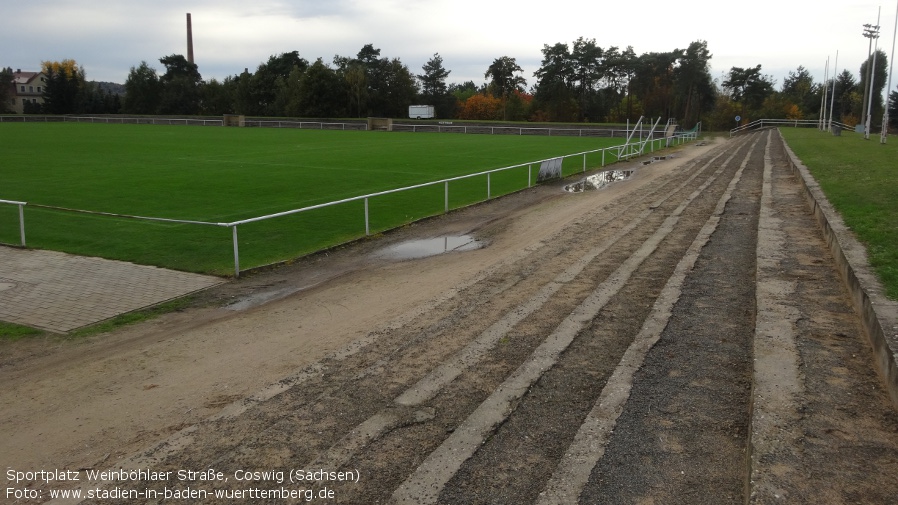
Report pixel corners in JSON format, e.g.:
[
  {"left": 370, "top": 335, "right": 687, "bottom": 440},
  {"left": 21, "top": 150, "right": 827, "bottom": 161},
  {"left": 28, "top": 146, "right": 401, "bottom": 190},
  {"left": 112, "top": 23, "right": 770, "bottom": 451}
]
[{"left": 2, "top": 131, "right": 897, "bottom": 504}]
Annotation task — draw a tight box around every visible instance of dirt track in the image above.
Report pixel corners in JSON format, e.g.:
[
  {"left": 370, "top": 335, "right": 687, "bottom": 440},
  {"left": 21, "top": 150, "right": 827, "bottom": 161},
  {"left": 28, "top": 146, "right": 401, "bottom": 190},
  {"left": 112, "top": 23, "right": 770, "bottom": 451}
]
[{"left": 3, "top": 130, "right": 898, "bottom": 504}]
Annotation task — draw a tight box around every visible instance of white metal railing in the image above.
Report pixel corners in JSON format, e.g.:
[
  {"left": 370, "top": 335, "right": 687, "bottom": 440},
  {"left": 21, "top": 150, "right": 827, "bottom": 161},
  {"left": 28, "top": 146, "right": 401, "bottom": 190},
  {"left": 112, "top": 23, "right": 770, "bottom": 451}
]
[
  {"left": 729, "top": 118, "right": 854, "bottom": 136},
  {"left": 392, "top": 123, "right": 635, "bottom": 137},
  {"left": 240, "top": 119, "right": 367, "bottom": 130},
  {"left": 1, "top": 122, "right": 698, "bottom": 277},
  {"left": 0, "top": 199, "right": 27, "bottom": 246}
]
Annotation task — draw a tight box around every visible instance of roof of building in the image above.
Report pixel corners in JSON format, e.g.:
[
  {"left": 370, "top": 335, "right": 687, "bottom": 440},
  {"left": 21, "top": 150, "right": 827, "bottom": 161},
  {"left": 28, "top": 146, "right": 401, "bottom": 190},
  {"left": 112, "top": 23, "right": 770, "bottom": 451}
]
[{"left": 13, "top": 71, "right": 44, "bottom": 85}]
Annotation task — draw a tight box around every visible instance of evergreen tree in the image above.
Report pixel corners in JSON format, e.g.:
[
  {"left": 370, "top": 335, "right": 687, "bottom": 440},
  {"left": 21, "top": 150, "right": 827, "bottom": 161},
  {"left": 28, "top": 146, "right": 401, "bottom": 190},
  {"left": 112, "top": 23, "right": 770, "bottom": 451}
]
[
  {"left": 42, "top": 59, "right": 85, "bottom": 114},
  {"left": 674, "top": 41, "right": 715, "bottom": 127},
  {"left": 417, "top": 53, "right": 452, "bottom": 118},
  {"left": 0, "top": 67, "right": 14, "bottom": 113}
]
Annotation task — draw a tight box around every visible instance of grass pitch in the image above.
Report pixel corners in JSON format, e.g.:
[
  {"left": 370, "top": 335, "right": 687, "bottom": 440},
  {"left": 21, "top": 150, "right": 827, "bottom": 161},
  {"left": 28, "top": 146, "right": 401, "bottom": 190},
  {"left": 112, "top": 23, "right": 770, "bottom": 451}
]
[
  {"left": 779, "top": 127, "right": 898, "bottom": 300},
  {"left": 1, "top": 122, "right": 625, "bottom": 274}
]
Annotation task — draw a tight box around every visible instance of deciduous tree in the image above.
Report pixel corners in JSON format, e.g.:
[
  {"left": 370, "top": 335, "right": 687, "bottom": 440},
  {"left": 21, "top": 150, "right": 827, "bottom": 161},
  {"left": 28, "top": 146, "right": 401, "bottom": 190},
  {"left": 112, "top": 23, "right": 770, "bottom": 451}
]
[
  {"left": 722, "top": 64, "right": 775, "bottom": 117},
  {"left": 122, "top": 61, "right": 162, "bottom": 114},
  {"left": 157, "top": 54, "right": 203, "bottom": 115}
]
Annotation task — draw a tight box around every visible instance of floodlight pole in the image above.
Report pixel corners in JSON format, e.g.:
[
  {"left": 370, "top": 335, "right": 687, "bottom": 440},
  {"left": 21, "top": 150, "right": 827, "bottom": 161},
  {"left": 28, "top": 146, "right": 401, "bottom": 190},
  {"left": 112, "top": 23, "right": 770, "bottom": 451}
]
[
  {"left": 862, "top": 18, "right": 880, "bottom": 137},
  {"left": 881, "top": 0, "right": 898, "bottom": 144},
  {"left": 829, "top": 50, "right": 839, "bottom": 131},
  {"left": 819, "top": 56, "right": 829, "bottom": 130},
  {"left": 864, "top": 8, "right": 882, "bottom": 140}
]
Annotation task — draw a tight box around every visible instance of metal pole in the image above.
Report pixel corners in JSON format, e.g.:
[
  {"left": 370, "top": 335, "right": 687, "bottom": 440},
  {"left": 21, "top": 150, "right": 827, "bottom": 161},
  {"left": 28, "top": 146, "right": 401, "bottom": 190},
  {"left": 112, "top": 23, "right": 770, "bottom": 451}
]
[
  {"left": 819, "top": 56, "right": 829, "bottom": 130},
  {"left": 583, "top": 153, "right": 587, "bottom": 172},
  {"left": 882, "top": 0, "right": 898, "bottom": 143},
  {"left": 867, "top": 12, "right": 882, "bottom": 140},
  {"left": 364, "top": 197, "right": 370, "bottom": 235},
  {"left": 18, "top": 204, "right": 26, "bottom": 247},
  {"left": 232, "top": 226, "right": 240, "bottom": 278},
  {"left": 445, "top": 182, "right": 449, "bottom": 212},
  {"left": 866, "top": 32, "right": 881, "bottom": 139},
  {"left": 863, "top": 30, "right": 875, "bottom": 134},
  {"left": 487, "top": 173, "right": 491, "bottom": 199},
  {"left": 829, "top": 50, "right": 839, "bottom": 131},
  {"left": 864, "top": 10, "right": 882, "bottom": 139}
]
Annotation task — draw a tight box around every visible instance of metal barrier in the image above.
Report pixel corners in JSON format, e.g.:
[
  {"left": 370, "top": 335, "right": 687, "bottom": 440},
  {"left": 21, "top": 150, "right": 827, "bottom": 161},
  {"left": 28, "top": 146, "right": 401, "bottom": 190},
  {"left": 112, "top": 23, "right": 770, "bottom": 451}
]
[
  {"left": 1, "top": 120, "right": 698, "bottom": 277},
  {"left": 730, "top": 118, "right": 854, "bottom": 136},
  {"left": 392, "top": 123, "right": 630, "bottom": 137},
  {"left": 0, "top": 199, "right": 27, "bottom": 246}
]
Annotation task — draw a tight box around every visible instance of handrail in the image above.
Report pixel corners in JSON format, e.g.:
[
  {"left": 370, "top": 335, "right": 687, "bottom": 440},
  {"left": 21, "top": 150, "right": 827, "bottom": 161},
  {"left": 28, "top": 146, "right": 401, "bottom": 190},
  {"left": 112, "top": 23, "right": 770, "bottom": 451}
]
[{"left": 730, "top": 118, "right": 854, "bottom": 136}]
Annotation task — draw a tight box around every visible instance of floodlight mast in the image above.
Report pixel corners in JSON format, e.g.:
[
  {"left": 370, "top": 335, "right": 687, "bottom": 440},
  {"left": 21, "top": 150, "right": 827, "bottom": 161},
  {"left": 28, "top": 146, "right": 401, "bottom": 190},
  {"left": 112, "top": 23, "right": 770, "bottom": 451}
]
[
  {"left": 881, "top": 0, "right": 898, "bottom": 144},
  {"left": 828, "top": 50, "right": 839, "bottom": 132},
  {"left": 819, "top": 56, "right": 829, "bottom": 131},
  {"left": 863, "top": 9, "right": 882, "bottom": 140},
  {"left": 862, "top": 24, "right": 875, "bottom": 133}
]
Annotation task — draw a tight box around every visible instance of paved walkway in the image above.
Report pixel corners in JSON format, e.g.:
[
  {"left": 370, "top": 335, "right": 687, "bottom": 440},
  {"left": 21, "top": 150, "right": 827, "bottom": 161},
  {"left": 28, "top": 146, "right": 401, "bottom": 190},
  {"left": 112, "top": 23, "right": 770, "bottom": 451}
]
[{"left": 0, "top": 247, "right": 224, "bottom": 333}]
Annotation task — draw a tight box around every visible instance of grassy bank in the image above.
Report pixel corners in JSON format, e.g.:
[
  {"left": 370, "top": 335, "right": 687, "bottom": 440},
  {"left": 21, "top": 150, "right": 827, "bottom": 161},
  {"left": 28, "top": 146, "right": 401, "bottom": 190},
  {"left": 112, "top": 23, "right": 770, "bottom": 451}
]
[{"left": 779, "top": 127, "right": 898, "bottom": 300}]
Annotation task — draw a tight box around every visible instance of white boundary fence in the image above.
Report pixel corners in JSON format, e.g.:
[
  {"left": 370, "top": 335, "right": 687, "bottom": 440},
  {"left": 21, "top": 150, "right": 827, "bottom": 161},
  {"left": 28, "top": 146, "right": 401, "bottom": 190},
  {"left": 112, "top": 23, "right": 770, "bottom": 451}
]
[
  {"left": 0, "top": 119, "right": 698, "bottom": 277},
  {"left": 0, "top": 115, "right": 367, "bottom": 130},
  {"left": 391, "top": 123, "right": 632, "bottom": 137},
  {"left": 2, "top": 115, "right": 665, "bottom": 137}
]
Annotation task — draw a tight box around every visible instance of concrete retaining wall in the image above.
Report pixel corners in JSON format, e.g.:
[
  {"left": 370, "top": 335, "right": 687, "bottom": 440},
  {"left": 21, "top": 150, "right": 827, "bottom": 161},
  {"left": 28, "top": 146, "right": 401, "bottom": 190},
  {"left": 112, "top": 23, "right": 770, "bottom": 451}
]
[{"left": 778, "top": 129, "right": 898, "bottom": 409}]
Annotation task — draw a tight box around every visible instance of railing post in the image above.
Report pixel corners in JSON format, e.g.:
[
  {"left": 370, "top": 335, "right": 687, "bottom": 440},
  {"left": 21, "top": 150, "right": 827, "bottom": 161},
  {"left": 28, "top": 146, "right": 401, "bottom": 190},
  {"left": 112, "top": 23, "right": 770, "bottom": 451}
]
[
  {"left": 487, "top": 173, "right": 491, "bottom": 199},
  {"left": 232, "top": 225, "right": 240, "bottom": 278},
  {"left": 444, "top": 182, "right": 449, "bottom": 213},
  {"left": 602, "top": 149, "right": 605, "bottom": 167},
  {"left": 18, "top": 204, "right": 26, "bottom": 247},
  {"left": 528, "top": 164, "right": 532, "bottom": 187},
  {"left": 583, "top": 153, "right": 587, "bottom": 172},
  {"left": 364, "top": 197, "right": 370, "bottom": 235}
]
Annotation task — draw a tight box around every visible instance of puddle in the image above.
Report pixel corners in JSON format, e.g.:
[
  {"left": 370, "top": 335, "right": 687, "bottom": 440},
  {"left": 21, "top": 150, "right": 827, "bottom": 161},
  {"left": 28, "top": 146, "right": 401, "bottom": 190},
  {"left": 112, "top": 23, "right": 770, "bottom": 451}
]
[
  {"left": 374, "top": 235, "right": 483, "bottom": 260},
  {"left": 225, "top": 286, "right": 304, "bottom": 311},
  {"left": 564, "top": 170, "right": 634, "bottom": 193}
]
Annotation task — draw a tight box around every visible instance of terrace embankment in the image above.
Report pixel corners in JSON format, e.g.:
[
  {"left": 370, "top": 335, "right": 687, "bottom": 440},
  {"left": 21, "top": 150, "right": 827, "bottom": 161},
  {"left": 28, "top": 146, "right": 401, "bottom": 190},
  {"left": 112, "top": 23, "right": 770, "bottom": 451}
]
[{"left": 2, "top": 130, "right": 897, "bottom": 504}]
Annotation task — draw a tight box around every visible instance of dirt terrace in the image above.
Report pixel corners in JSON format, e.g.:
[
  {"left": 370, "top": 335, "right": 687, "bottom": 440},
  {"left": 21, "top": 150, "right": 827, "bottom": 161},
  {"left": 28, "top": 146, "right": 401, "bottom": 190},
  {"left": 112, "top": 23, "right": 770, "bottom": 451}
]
[{"left": 2, "top": 130, "right": 897, "bottom": 504}]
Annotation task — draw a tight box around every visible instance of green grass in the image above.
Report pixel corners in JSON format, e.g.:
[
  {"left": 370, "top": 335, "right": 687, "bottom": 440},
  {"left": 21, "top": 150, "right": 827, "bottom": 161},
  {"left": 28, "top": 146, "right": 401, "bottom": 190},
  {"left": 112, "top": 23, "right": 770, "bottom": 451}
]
[
  {"left": 780, "top": 127, "right": 898, "bottom": 300},
  {"left": 0, "top": 122, "right": 633, "bottom": 274},
  {"left": 0, "top": 321, "right": 45, "bottom": 340}
]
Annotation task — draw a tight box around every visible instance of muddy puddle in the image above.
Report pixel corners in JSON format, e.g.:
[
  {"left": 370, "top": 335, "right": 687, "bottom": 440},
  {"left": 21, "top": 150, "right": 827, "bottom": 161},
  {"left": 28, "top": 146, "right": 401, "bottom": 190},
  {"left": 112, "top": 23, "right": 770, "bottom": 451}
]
[
  {"left": 565, "top": 170, "right": 634, "bottom": 193},
  {"left": 373, "top": 235, "right": 484, "bottom": 260}
]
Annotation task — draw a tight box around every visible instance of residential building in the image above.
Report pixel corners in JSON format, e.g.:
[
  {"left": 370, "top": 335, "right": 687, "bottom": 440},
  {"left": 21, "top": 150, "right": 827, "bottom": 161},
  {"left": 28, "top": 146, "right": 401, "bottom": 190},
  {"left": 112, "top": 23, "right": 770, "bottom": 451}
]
[{"left": 8, "top": 70, "right": 47, "bottom": 113}]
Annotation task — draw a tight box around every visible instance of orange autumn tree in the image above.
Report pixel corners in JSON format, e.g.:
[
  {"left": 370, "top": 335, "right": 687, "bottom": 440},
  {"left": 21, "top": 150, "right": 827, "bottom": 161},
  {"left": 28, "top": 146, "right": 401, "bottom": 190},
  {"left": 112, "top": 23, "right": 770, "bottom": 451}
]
[{"left": 457, "top": 94, "right": 502, "bottom": 120}]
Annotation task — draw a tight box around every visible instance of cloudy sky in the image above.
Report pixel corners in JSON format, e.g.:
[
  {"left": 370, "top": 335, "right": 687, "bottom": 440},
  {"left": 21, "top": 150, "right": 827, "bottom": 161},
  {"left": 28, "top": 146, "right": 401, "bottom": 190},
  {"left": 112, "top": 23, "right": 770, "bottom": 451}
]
[{"left": 3, "top": 0, "right": 895, "bottom": 91}]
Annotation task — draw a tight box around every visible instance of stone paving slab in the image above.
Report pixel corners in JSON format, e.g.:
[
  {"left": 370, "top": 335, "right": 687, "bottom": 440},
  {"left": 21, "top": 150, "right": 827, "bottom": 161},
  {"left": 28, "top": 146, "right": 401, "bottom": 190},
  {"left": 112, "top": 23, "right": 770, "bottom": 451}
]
[{"left": 0, "top": 247, "right": 224, "bottom": 333}]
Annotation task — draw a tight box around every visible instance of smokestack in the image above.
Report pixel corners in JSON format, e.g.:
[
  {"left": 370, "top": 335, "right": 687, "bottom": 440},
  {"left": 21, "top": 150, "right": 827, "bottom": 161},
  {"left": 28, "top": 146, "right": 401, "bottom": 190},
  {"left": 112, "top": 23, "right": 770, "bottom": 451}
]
[{"left": 186, "top": 13, "right": 194, "bottom": 65}]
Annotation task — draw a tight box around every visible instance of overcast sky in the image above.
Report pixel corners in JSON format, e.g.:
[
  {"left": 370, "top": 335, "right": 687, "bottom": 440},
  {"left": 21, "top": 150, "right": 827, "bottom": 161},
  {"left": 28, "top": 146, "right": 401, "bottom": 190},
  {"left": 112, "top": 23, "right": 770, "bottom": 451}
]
[{"left": 3, "top": 0, "right": 896, "bottom": 92}]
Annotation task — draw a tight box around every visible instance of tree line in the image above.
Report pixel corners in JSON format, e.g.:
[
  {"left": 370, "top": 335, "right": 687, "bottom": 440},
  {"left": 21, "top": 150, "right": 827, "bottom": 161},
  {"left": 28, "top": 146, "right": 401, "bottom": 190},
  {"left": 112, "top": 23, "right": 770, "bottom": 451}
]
[{"left": 4, "top": 40, "right": 897, "bottom": 131}]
